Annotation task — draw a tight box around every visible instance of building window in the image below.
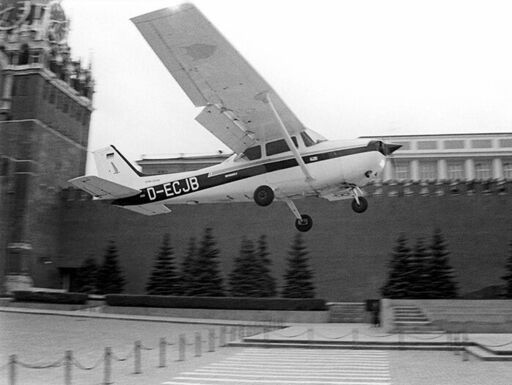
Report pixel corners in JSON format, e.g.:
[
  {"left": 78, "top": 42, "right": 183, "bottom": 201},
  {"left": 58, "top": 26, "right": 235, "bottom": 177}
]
[
  {"left": 31, "top": 52, "right": 40, "bottom": 64},
  {"left": 444, "top": 140, "right": 465, "bottom": 149},
  {"left": 447, "top": 161, "right": 465, "bottom": 180},
  {"left": 474, "top": 160, "right": 492, "bottom": 180},
  {"left": 49, "top": 87, "right": 56, "bottom": 104},
  {"left": 394, "top": 161, "right": 410, "bottom": 180},
  {"left": 471, "top": 139, "right": 492, "bottom": 149},
  {"left": 42, "top": 82, "right": 49, "bottom": 99},
  {"left": 503, "top": 160, "right": 512, "bottom": 180},
  {"left": 499, "top": 139, "right": 512, "bottom": 148},
  {"left": 417, "top": 141, "right": 438, "bottom": 150},
  {"left": 0, "top": 156, "right": 9, "bottom": 177},
  {"left": 419, "top": 161, "right": 437, "bottom": 180}
]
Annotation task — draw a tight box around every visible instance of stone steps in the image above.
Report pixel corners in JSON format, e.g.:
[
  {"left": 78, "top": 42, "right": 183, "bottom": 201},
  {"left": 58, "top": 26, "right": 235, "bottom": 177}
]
[
  {"left": 392, "top": 305, "right": 442, "bottom": 333},
  {"left": 466, "top": 346, "right": 512, "bottom": 361}
]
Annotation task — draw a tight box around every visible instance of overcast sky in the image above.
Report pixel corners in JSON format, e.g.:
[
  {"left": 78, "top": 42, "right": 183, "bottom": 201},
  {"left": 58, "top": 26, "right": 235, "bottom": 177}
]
[{"left": 62, "top": 0, "right": 512, "bottom": 172}]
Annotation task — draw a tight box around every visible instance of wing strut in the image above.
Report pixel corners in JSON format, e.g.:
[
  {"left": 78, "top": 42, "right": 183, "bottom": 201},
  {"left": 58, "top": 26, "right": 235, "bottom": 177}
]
[{"left": 264, "top": 93, "right": 314, "bottom": 182}]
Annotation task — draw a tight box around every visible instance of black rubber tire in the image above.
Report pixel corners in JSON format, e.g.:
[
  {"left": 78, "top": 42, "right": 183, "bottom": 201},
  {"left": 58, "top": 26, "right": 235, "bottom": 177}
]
[
  {"left": 295, "top": 214, "right": 313, "bottom": 232},
  {"left": 351, "top": 196, "right": 368, "bottom": 213},
  {"left": 253, "top": 185, "right": 274, "bottom": 207}
]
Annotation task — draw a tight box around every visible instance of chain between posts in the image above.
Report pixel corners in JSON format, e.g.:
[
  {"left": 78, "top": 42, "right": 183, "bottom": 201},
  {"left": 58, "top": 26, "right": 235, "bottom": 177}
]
[{"left": 4, "top": 326, "right": 249, "bottom": 385}]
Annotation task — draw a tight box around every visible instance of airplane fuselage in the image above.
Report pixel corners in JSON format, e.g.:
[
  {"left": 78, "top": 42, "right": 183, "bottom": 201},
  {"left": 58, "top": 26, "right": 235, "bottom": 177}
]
[{"left": 113, "top": 139, "right": 386, "bottom": 208}]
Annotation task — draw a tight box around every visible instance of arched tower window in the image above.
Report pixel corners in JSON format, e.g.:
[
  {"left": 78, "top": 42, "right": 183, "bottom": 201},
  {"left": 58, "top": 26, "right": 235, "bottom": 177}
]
[{"left": 18, "top": 44, "right": 30, "bottom": 65}]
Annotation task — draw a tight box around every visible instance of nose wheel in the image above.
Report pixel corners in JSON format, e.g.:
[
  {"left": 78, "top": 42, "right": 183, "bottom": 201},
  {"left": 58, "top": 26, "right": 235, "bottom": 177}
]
[{"left": 284, "top": 198, "right": 313, "bottom": 232}]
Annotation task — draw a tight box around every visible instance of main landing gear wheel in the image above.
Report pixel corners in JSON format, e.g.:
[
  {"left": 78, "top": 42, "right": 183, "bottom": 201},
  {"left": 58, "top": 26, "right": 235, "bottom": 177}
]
[
  {"left": 295, "top": 214, "right": 313, "bottom": 232},
  {"left": 351, "top": 196, "right": 368, "bottom": 213},
  {"left": 254, "top": 185, "right": 274, "bottom": 206}
]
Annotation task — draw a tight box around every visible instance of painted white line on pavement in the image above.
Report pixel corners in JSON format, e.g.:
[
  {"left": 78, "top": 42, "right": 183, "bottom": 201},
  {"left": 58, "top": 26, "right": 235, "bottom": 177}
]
[
  {"left": 194, "top": 368, "right": 390, "bottom": 374},
  {"left": 172, "top": 378, "right": 390, "bottom": 385},
  {"left": 181, "top": 372, "right": 391, "bottom": 380},
  {"left": 242, "top": 349, "right": 388, "bottom": 354},
  {"left": 223, "top": 357, "right": 389, "bottom": 363},
  {"left": 208, "top": 362, "right": 389, "bottom": 368}
]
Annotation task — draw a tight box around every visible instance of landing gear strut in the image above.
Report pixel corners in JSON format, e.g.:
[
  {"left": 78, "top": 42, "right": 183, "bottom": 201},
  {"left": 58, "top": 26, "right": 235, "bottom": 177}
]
[
  {"left": 350, "top": 186, "right": 368, "bottom": 213},
  {"left": 284, "top": 198, "right": 313, "bottom": 232}
]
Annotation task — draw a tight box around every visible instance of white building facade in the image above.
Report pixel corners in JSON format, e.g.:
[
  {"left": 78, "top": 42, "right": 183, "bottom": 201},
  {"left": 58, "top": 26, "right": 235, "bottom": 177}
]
[
  {"left": 362, "top": 133, "right": 512, "bottom": 182},
  {"left": 137, "top": 133, "right": 512, "bottom": 183}
]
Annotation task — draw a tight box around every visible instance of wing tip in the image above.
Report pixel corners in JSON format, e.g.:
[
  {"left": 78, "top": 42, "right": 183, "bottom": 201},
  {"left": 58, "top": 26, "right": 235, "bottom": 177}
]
[{"left": 130, "top": 3, "right": 196, "bottom": 24}]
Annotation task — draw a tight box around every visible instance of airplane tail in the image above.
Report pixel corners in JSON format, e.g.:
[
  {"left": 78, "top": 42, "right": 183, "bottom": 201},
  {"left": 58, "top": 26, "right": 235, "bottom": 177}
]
[
  {"left": 93, "top": 145, "right": 143, "bottom": 189},
  {"left": 69, "top": 145, "right": 143, "bottom": 200}
]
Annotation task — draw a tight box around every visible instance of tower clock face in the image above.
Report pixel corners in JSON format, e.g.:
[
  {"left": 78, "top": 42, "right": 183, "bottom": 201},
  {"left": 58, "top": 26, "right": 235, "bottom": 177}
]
[
  {"left": 0, "top": 0, "right": 30, "bottom": 31},
  {"left": 47, "top": 0, "right": 68, "bottom": 43}
]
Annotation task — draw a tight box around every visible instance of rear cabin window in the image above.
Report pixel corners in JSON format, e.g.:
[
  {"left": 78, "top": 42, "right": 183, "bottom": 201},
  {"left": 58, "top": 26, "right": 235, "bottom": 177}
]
[
  {"left": 266, "top": 137, "right": 298, "bottom": 156},
  {"left": 242, "top": 145, "right": 261, "bottom": 160}
]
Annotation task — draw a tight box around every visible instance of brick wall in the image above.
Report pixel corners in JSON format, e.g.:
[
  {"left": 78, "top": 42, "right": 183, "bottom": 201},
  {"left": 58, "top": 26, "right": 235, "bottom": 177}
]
[
  {"left": 56, "top": 182, "right": 512, "bottom": 301},
  {"left": 0, "top": 119, "right": 88, "bottom": 290}
]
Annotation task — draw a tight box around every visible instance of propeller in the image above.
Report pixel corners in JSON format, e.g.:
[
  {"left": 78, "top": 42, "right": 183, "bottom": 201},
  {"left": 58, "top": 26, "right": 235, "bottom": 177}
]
[{"left": 379, "top": 141, "right": 402, "bottom": 156}]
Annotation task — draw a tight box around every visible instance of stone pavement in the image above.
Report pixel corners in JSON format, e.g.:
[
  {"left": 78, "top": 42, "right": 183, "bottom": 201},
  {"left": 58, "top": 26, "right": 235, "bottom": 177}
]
[{"left": 3, "top": 307, "right": 512, "bottom": 384}]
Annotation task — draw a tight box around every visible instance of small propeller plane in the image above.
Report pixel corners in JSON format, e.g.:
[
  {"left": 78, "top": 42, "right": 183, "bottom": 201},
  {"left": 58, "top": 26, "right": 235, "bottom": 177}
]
[{"left": 69, "top": 3, "right": 401, "bottom": 232}]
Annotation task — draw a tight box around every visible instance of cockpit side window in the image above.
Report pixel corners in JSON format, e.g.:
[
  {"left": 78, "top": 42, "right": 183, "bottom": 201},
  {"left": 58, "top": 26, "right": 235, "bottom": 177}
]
[
  {"left": 266, "top": 137, "right": 298, "bottom": 156},
  {"left": 242, "top": 145, "right": 261, "bottom": 160}
]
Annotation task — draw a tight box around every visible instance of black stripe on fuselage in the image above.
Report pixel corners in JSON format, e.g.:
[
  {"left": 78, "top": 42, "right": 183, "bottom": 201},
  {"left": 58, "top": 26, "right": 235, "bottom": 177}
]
[{"left": 113, "top": 144, "right": 376, "bottom": 206}]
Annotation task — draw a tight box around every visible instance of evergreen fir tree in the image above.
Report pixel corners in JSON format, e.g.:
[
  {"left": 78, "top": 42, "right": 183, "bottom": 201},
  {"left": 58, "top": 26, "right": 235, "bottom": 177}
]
[
  {"left": 187, "top": 228, "right": 225, "bottom": 296},
  {"left": 428, "top": 228, "right": 458, "bottom": 298},
  {"left": 502, "top": 240, "right": 512, "bottom": 298},
  {"left": 407, "top": 238, "right": 431, "bottom": 299},
  {"left": 96, "top": 240, "right": 126, "bottom": 294},
  {"left": 178, "top": 237, "right": 197, "bottom": 296},
  {"left": 381, "top": 234, "right": 412, "bottom": 298},
  {"left": 145, "top": 234, "right": 179, "bottom": 295},
  {"left": 282, "top": 234, "right": 315, "bottom": 298},
  {"left": 256, "top": 235, "right": 277, "bottom": 297},
  {"left": 74, "top": 257, "right": 98, "bottom": 294},
  {"left": 229, "top": 238, "right": 262, "bottom": 296}
]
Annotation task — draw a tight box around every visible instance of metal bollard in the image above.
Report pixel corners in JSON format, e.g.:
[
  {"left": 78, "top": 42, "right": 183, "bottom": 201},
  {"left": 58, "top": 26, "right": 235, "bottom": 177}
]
[
  {"left": 159, "top": 337, "right": 166, "bottom": 368},
  {"left": 352, "top": 328, "right": 359, "bottom": 344},
  {"left": 64, "top": 350, "right": 72, "bottom": 385},
  {"left": 454, "top": 333, "right": 460, "bottom": 355},
  {"left": 208, "top": 329, "right": 216, "bottom": 352},
  {"left": 462, "top": 333, "right": 469, "bottom": 361},
  {"left": 134, "top": 340, "right": 141, "bottom": 374},
  {"left": 178, "top": 334, "right": 186, "bottom": 361},
  {"left": 219, "top": 326, "right": 227, "bottom": 347},
  {"left": 195, "top": 332, "right": 202, "bottom": 357},
  {"left": 103, "top": 347, "right": 112, "bottom": 385},
  {"left": 8, "top": 354, "right": 16, "bottom": 385}
]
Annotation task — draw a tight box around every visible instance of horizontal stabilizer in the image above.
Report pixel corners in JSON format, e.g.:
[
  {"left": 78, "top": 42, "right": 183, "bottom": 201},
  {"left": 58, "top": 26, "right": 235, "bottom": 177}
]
[
  {"left": 69, "top": 175, "right": 140, "bottom": 200},
  {"left": 122, "top": 204, "right": 172, "bottom": 216}
]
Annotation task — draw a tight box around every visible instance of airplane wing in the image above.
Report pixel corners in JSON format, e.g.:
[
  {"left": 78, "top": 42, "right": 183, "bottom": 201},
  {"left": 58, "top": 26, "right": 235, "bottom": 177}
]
[
  {"left": 131, "top": 4, "right": 308, "bottom": 154},
  {"left": 69, "top": 176, "right": 140, "bottom": 200}
]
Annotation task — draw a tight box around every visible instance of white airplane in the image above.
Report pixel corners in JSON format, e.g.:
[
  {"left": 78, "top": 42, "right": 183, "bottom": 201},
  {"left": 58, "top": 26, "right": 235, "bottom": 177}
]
[{"left": 69, "top": 3, "right": 400, "bottom": 232}]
